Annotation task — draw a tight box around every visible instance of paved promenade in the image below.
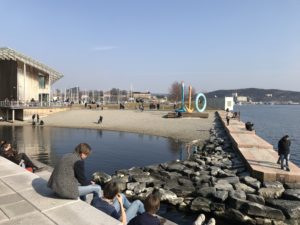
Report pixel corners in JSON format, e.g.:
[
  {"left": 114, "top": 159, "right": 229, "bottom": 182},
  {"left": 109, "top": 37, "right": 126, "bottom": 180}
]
[
  {"left": 0, "top": 156, "right": 177, "bottom": 225},
  {"left": 218, "top": 111, "right": 300, "bottom": 183}
]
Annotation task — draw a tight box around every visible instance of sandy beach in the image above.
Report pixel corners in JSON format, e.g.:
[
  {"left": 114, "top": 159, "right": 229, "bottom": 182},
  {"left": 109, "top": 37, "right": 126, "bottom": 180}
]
[{"left": 6, "top": 109, "right": 215, "bottom": 143}]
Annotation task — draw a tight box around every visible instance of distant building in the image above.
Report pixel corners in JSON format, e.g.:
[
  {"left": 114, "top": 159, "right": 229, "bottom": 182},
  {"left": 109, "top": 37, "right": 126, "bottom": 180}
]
[
  {"left": 132, "top": 91, "right": 151, "bottom": 100},
  {"left": 0, "top": 47, "right": 63, "bottom": 103},
  {"left": 236, "top": 96, "right": 248, "bottom": 102},
  {"left": 207, "top": 96, "right": 235, "bottom": 111},
  {"left": 266, "top": 93, "right": 272, "bottom": 97}
]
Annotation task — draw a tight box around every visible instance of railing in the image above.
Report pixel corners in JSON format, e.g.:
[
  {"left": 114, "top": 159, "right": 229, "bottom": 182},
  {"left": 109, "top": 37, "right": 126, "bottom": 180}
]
[{"left": 0, "top": 101, "right": 68, "bottom": 108}]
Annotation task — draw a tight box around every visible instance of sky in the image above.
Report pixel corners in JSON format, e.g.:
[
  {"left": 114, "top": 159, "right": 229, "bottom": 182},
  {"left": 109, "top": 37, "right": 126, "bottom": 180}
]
[{"left": 0, "top": 0, "right": 299, "bottom": 93}]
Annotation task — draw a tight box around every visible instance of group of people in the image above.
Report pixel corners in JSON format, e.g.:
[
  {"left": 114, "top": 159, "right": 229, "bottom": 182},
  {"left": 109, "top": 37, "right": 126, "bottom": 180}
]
[
  {"left": 0, "top": 140, "right": 41, "bottom": 172},
  {"left": 47, "top": 142, "right": 216, "bottom": 225},
  {"left": 32, "top": 113, "right": 44, "bottom": 126}
]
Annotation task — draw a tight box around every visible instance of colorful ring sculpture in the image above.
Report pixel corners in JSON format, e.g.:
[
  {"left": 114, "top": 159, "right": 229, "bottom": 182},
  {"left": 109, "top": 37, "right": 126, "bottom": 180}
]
[{"left": 195, "top": 93, "right": 207, "bottom": 112}]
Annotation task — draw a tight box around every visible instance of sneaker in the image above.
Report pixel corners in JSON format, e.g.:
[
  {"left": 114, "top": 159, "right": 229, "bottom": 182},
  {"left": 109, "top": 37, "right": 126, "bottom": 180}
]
[
  {"left": 286, "top": 168, "right": 290, "bottom": 172},
  {"left": 194, "top": 214, "right": 205, "bottom": 225},
  {"left": 206, "top": 218, "right": 216, "bottom": 225}
]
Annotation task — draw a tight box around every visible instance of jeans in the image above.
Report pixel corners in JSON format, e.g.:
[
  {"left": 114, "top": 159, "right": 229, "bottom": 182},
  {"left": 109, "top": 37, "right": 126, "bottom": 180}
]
[
  {"left": 280, "top": 154, "right": 290, "bottom": 169},
  {"left": 113, "top": 193, "right": 145, "bottom": 222},
  {"left": 78, "top": 184, "right": 101, "bottom": 201}
]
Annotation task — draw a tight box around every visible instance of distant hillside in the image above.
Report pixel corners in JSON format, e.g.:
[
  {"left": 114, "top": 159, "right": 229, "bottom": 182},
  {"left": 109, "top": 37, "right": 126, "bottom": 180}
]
[{"left": 205, "top": 88, "right": 300, "bottom": 103}]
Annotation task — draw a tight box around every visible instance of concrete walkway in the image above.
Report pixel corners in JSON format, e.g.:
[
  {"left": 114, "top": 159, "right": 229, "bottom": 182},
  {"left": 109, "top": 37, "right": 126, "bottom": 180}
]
[
  {"left": 0, "top": 156, "right": 177, "bottom": 225},
  {"left": 218, "top": 111, "right": 300, "bottom": 183},
  {"left": 0, "top": 156, "right": 122, "bottom": 225}
]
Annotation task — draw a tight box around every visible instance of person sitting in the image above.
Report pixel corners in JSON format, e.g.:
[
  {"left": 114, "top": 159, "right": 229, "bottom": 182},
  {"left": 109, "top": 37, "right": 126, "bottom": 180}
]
[
  {"left": 0, "top": 143, "right": 39, "bottom": 172},
  {"left": 98, "top": 116, "right": 103, "bottom": 124},
  {"left": 245, "top": 122, "right": 254, "bottom": 131},
  {"left": 48, "top": 143, "right": 101, "bottom": 200},
  {"left": 128, "top": 191, "right": 162, "bottom": 225},
  {"left": 91, "top": 180, "right": 145, "bottom": 225}
]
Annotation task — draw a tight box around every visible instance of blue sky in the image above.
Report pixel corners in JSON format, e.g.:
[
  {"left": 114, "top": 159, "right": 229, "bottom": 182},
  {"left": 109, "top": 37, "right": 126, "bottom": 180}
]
[{"left": 1, "top": 0, "right": 299, "bottom": 93}]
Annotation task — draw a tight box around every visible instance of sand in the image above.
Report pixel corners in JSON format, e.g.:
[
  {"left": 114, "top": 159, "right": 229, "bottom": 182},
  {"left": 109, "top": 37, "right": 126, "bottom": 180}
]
[{"left": 5, "top": 109, "right": 215, "bottom": 143}]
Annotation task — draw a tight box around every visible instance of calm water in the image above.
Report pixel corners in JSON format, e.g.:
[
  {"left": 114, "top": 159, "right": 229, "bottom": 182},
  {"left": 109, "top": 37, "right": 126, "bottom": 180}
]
[
  {"left": 0, "top": 126, "right": 185, "bottom": 176},
  {"left": 234, "top": 104, "right": 300, "bottom": 166}
]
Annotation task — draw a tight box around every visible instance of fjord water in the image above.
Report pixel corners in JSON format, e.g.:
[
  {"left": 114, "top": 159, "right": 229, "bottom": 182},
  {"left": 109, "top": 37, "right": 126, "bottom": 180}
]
[{"left": 234, "top": 104, "right": 300, "bottom": 166}]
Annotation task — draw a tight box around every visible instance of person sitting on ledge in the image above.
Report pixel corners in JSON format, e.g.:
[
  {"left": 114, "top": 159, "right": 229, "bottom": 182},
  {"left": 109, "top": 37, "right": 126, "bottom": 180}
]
[
  {"left": 48, "top": 143, "right": 101, "bottom": 200},
  {"left": 0, "top": 143, "right": 40, "bottom": 172}
]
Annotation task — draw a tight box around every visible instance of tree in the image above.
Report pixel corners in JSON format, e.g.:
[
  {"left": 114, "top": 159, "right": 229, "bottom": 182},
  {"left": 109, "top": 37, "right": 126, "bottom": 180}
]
[{"left": 169, "top": 81, "right": 182, "bottom": 102}]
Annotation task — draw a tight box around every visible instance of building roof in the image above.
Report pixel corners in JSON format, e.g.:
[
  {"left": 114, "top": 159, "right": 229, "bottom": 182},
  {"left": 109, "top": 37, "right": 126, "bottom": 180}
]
[{"left": 0, "top": 47, "right": 63, "bottom": 84}]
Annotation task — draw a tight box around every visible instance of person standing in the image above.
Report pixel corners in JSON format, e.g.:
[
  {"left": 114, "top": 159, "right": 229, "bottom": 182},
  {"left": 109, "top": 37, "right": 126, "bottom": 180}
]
[
  {"left": 32, "top": 114, "right": 36, "bottom": 123},
  {"left": 225, "top": 108, "right": 231, "bottom": 126},
  {"left": 278, "top": 135, "right": 291, "bottom": 171},
  {"left": 48, "top": 143, "right": 101, "bottom": 200}
]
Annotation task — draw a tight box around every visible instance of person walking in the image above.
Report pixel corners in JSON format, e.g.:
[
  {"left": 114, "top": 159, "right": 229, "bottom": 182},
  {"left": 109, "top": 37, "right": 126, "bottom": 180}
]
[
  {"left": 278, "top": 135, "right": 291, "bottom": 171},
  {"left": 48, "top": 143, "right": 101, "bottom": 200}
]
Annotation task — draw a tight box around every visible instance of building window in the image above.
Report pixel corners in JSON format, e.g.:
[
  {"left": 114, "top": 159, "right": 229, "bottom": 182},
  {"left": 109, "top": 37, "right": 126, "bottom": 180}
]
[{"left": 39, "top": 74, "right": 45, "bottom": 89}]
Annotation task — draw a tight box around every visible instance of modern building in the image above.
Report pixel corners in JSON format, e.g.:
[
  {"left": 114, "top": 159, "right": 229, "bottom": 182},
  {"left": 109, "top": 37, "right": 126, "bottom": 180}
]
[
  {"left": 0, "top": 47, "right": 63, "bottom": 104},
  {"left": 0, "top": 47, "right": 65, "bottom": 121}
]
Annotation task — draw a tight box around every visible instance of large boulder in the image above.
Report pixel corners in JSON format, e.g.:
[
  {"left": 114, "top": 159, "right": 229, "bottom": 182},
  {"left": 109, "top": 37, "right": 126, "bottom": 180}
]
[
  {"left": 246, "top": 194, "right": 265, "bottom": 205},
  {"left": 234, "top": 183, "right": 256, "bottom": 194},
  {"left": 196, "top": 186, "right": 216, "bottom": 198},
  {"left": 283, "top": 189, "right": 300, "bottom": 201},
  {"left": 213, "top": 190, "right": 228, "bottom": 202},
  {"left": 242, "top": 176, "right": 261, "bottom": 190},
  {"left": 224, "top": 208, "right": 256, "bottom": 225},
  {"left": 166, "top": 162, "right": 187, "bottom": 173},
  {"left": 266, "top": 199, "right": 300, "bottom": 219},
  {"left": 258, "top": 187, "right": 284, "bottom": 199},
  {"left": 228, "top": 197, "right": 285, "bottom": 220},
  {"left": 190, "top": 197, "right": 212, "bottom": 212}
]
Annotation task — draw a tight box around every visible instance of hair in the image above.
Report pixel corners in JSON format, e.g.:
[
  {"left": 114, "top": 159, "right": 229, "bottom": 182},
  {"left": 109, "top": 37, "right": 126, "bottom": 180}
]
[
  {"left": 0, "top": 140, "right": 7, "bottom": 148},
  {"left": 103, "top": 181, "right": 119, "bottom": 199},
  {"left": 144, "top": 192, "right": 160, "bottom": 214},
  {"left": 2, "top": 143, "right": 11, "bottom": 150},
  {"left": 74, "top": 143, "right": 91, "bottom": 156}
]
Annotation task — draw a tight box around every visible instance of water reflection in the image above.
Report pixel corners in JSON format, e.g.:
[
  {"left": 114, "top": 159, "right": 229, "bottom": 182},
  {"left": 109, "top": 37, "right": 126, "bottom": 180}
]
[{"left": 0, "top": 126, "right": 185, "bottom": 176}]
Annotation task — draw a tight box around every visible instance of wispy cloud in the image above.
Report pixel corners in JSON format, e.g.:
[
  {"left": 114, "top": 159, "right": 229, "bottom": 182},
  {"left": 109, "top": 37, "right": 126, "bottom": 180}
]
[{"left": 92, "top": 46, "right": 117, "bottom": 51}]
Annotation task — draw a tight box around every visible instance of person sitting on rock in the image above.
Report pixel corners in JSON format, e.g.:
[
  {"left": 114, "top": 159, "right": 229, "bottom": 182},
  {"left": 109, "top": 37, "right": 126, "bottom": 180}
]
[
  {"left": 128, "top": 190, "right": 165, "bottom": 225},
  {"left": 91, "top": 180, "right": 145, "bottom": 225}
]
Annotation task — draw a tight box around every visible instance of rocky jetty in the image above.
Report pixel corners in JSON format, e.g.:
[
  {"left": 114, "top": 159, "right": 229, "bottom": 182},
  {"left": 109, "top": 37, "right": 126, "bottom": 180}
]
[{"left": 95, "top": 114, "right": 300, "bottom": 225}]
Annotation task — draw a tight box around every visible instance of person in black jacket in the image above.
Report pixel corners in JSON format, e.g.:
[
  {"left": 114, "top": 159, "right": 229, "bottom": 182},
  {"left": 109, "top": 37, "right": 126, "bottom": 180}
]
[
  {"left": 48, "top": 143, "right": 101, "bottom": 200},
  {"left": 278, "top": 135, "right": 291, "bottom": 171},
  {"left": 0, "top": 143, "right": 39, "bottom": 172}
]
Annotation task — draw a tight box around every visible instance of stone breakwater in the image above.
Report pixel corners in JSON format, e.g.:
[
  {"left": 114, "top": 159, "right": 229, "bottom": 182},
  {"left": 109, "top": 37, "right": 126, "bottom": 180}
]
[{"left": 97, "top": 113, "right": 300, "bottom": 225}]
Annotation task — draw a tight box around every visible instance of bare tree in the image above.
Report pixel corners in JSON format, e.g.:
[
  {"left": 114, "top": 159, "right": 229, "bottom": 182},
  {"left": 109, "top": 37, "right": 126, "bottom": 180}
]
[{"left": 169, "top": 81, "right": 182, "bottom": 102}]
